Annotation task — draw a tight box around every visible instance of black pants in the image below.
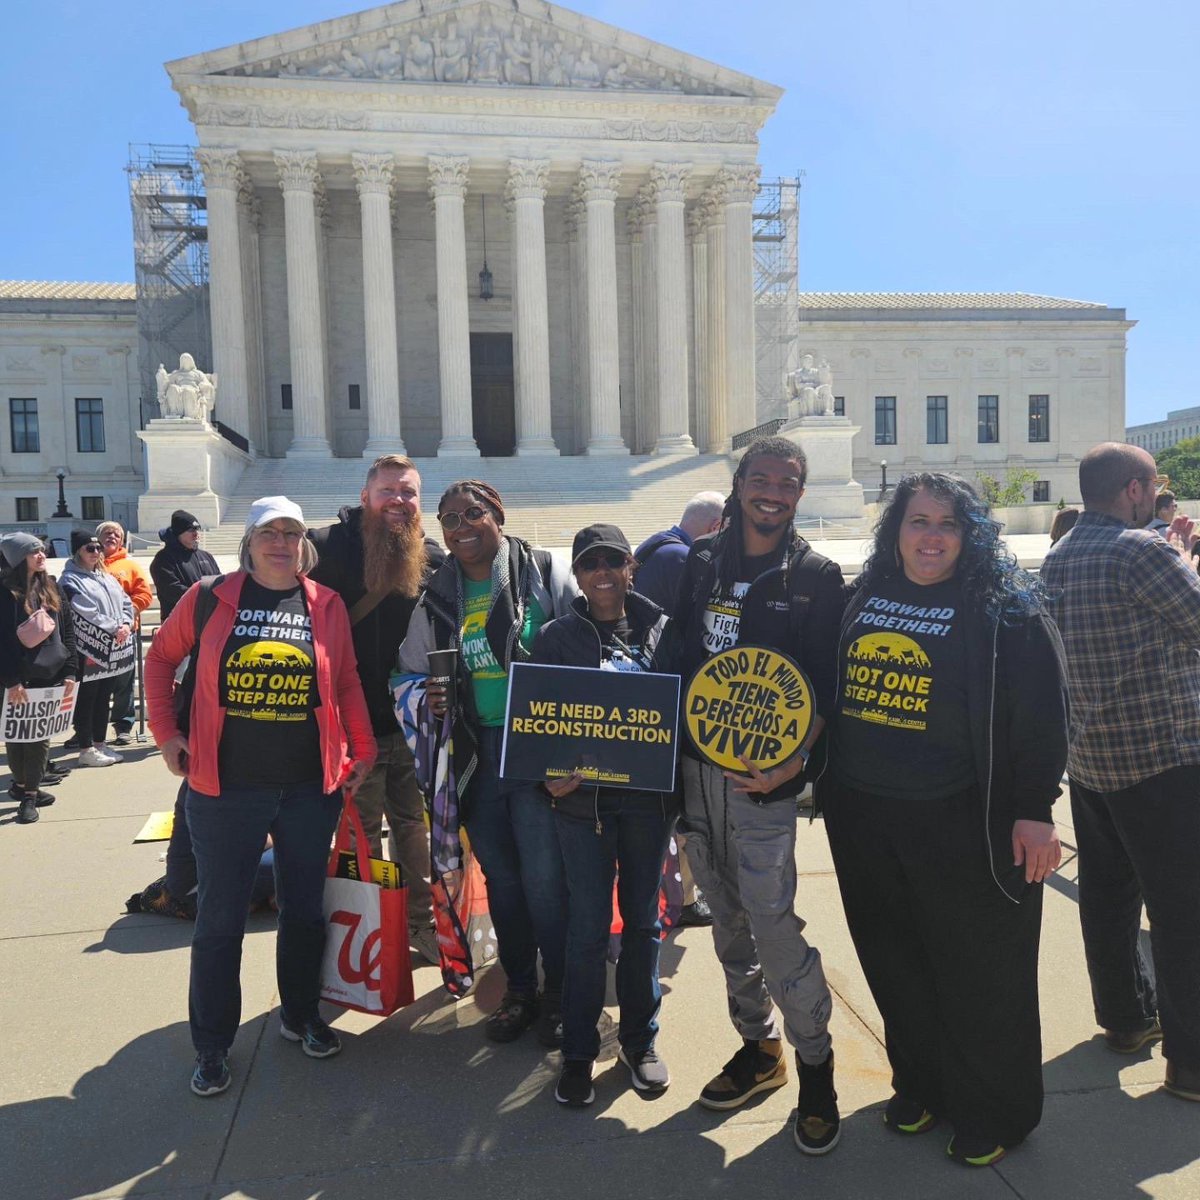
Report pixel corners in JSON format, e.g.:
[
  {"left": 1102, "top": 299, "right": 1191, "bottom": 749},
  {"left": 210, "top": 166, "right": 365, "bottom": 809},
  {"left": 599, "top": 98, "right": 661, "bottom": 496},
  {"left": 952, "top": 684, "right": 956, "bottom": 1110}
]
[
  {"left": 7, "top": 740, "right": 49, "bottom": 791},
  {"left": 1070, "top": 767, "right": 1200, "bottom": 1070},
  {"left": 73, "top": 676, "right": 118, "bottom": 744},
  {"left": 824, "top": 778, "right": 1045, "bottom": 1147},
  {"left": 109, "top": 668, "right": 136, "bottom": 736}
]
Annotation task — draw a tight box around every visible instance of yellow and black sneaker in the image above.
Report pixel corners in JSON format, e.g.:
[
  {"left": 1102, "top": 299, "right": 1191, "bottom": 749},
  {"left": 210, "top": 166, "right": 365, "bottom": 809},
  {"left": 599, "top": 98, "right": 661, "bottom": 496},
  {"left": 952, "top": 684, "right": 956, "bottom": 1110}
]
[
  {"left": 884, "top": 1093, "right": 937, "bottom": 1135},
  {"left": 698, "top": 1037, "right": 788, "bottom": 1111},
  {"left": 947, "top": 1134, "right": 1006, "bottom": 1167},
  {"left": 794, "top": 1051, "right": 841, "bottom": 1155}
]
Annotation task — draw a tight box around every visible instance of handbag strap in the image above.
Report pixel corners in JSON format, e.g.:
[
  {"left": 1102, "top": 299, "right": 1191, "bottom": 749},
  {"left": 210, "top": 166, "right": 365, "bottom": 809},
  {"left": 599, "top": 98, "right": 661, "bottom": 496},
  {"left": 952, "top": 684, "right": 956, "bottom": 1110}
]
[
  {"left": 328, "top": 793, "right": 374, "bottom": 880},
  {"left": 347, "top": 587, "right": 390, "bottom": 627}
]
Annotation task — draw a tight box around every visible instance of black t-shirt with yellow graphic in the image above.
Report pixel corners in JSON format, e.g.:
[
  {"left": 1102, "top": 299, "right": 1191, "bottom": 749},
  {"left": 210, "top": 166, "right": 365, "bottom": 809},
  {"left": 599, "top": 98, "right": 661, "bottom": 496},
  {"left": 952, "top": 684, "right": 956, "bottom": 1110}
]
[
  {"left": 700, "top": 549, "right": 779, "bottom": 657},
  {"left": 834, "top": 574, "right": 974, "bottom": 801},
  {"left": 217, "top": 577, "right": 323, "bottom": 787}
]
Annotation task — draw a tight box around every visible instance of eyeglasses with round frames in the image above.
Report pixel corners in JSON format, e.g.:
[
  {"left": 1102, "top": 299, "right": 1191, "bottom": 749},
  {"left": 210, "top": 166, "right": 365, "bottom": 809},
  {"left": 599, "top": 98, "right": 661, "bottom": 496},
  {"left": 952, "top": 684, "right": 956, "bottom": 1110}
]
[
  {"left": 437, "top": 504, "right": 491, "bottom": 532},
  {"left": 575, "top": 551, "right": 630, "bottom": 573},
  {"left": 253, "top": 527, "right": 303, "bottom": 544}
]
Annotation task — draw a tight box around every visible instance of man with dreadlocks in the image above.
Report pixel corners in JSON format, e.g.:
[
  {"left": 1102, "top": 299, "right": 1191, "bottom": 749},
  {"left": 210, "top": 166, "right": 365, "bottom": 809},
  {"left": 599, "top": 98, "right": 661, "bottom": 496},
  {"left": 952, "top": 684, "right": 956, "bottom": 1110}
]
[
  {"left": 308, "top": 455, "right": 445, "bottom": 964},
  {"left": 669, "top": 435, "right": 844, "bottom": 1155}
]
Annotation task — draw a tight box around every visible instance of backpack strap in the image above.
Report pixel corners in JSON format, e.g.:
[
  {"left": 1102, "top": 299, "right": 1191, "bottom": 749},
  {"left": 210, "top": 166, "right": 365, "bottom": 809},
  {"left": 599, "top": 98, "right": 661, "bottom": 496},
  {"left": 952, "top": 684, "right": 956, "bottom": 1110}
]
[
  {"left": 191, "top": 574, "right": 225, "bottom": 650},
  {"left": 347, "top": 586, "right": 390, "bottom": 628},
  {"left": 634, "top": 533, "right": 679, "bottom": 568},
  {"left": 786, "top": 544, "right": 832, "bottom": 650}
]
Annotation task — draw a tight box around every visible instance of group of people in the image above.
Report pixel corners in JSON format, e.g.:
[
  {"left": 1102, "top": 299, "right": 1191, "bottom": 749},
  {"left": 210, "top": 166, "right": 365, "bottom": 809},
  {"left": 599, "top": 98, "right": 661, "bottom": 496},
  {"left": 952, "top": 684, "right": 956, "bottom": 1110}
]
[{"left": 17, "top": 436, "right": 1192, "bottom": 1167}]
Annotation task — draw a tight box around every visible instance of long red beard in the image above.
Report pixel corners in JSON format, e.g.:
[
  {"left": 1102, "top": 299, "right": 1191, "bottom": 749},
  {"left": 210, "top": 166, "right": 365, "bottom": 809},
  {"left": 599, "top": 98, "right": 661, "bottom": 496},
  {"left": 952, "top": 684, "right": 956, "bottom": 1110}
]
[{"left": 361, "top": 508, "right": 426, "bottom": 598}]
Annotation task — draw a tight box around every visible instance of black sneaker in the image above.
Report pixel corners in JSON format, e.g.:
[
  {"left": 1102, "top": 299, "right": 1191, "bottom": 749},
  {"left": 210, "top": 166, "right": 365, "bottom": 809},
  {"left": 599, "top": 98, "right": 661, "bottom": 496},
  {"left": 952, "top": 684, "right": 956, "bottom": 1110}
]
[
  {"left": 536, "top": 991, "right": 563, "bottom": 1048},
  {"left": 190, "top": 1050, "right": 231, "bottom": 1096},
  {"left": 619, "top": 1046, "right": 671, "bottom": 1093},
  {"left": 15, "top": 795, "right": 39, "bottom": 824},
  {"left": 555, "top": 1060, "right": 595, "bottom": 1107},
  {"left": 698, "top": 1038, "right": 788, "bottom": 1110},
  {"left": 62, "top": 734, "right": 86, "bottom": 751},
  {"left": 113, "top": 733, "right": 133, "bottom": 747},
  {"left": 946, "top": 1133, "right": 1006, "bottom": 1166},
  {"left": 41, "top": 772, "right": 68, "bottom": 785},
  {"left": 677, "top": 896, "right": 714, "bottom": 927},
  {"left": 884, "top": 1092, "right": 936, "bottom": 1134},
  {"left": 485, "top": 991, "right": 539, "bottom": 1043},
  {"left": 1104, "top": 1018, "right": 1162, "bottom": 1054},
  {"left": 280, "top": 1013, "right": 342, "bottom": 1058},
  {"left": 794, "top": 1052, "right": 841, "bottom": 1155}
]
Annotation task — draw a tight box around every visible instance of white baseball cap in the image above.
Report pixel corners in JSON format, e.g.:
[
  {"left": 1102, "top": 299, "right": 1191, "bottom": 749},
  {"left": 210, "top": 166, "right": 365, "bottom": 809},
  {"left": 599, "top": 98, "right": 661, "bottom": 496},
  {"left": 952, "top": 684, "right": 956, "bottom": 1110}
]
[{"left": 245, "top": 495, "right": 307, "bottom": 532}]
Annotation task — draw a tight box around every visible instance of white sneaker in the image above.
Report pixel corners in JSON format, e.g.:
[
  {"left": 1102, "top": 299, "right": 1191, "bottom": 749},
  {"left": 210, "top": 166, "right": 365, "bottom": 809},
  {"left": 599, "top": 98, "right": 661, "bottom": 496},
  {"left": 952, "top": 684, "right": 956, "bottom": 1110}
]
[
  {"left": 96, "top": 745, "right": 123, "bottom": 762},
  {"left": 78, "top": 747, "right": 115, "bottom": 767}
]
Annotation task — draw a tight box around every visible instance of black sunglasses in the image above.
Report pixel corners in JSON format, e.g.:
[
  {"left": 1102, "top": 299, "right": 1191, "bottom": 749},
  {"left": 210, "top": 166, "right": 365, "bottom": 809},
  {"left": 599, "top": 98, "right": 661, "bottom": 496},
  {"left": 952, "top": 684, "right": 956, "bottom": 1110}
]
[
  {"left": 82, "top": 543, "right": 102, "bottom": 553},
  {"left": 576, "top": 550, "right": 629, "bottom": 572},
  {"left": 437, "top": 504, "right": 491, "bottom": 532}
]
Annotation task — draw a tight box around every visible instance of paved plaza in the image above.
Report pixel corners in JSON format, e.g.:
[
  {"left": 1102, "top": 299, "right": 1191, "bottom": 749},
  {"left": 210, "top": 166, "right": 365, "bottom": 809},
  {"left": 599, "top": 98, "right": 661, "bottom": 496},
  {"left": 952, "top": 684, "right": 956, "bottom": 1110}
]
[{"left": 2, "top": 721, "right": 1198, "bottom": 1200}]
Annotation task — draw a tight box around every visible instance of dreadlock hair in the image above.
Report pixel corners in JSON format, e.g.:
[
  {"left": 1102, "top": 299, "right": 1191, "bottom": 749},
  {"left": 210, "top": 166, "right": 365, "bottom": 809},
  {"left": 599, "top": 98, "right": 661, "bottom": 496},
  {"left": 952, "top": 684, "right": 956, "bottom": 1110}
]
[
  {"left": 438, "top": 480, "right": 506, "bottom": 525},
  {"left": 861, "top": 471, "right": 1044, "bottom": 623},
  {"left": 716, "top": 435, "right": 806, "bottom": 590}
]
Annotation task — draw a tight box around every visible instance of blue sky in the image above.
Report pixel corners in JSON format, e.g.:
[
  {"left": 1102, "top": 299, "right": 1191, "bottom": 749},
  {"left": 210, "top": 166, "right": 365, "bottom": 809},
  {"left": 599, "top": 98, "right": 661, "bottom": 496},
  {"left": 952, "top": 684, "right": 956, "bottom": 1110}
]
[{"left": 0, "top": 0, "right": 1194, "bottom": 425}]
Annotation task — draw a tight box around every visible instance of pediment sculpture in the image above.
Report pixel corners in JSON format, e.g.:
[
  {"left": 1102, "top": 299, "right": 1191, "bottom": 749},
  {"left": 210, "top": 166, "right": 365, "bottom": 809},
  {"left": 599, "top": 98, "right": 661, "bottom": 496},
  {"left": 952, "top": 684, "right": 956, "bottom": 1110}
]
[
  {"left": 155, "top": 353, "right": 216, "bottom": 424},
  {"left": 787, "top": 354, "right": 836, "bottom": 419}
]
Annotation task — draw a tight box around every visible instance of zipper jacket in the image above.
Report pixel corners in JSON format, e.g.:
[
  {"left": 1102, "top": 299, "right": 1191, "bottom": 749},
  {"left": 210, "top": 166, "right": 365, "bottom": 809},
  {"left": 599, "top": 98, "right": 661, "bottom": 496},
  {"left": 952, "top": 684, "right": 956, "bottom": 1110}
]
[{"left": 825, "top": 580, "right": 1069, "bottom": 901}]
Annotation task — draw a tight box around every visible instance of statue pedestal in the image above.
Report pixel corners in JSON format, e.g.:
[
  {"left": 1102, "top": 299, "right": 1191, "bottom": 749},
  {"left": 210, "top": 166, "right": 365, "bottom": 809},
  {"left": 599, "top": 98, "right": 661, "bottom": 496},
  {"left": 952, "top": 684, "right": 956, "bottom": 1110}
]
[
  {"left": 781, "top": 414, "right": 866, "bottom": 520},
  {"left": 136, "top": 418, "right": 251, "bottom": 535}
]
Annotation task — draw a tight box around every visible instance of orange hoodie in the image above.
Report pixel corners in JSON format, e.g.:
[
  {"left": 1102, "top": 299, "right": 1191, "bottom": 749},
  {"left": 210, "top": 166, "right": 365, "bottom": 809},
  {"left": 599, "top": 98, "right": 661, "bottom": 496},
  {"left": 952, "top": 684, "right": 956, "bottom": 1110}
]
[{"left": 103, "top": 547, "right": 154, "bottom": 619}]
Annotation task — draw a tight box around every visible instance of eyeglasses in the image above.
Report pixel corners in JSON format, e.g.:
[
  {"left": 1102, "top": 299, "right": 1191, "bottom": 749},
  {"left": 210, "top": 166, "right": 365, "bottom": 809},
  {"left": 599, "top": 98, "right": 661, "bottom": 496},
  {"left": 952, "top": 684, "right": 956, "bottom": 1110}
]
[
  {"left": 253, "top": 527, "right": 303, "bottom": 544},
  {"left": 437, "top": 504, "right": 491, "bottom": 532},
  {"left": 576, "top": 550, "right": 630, "bottom": 572},
  {"left": 82, "top": 544, "right": 102, "bottom": 553},
  {"left": 1130, "top": 474, "right": 1170, "bottom": 495}
]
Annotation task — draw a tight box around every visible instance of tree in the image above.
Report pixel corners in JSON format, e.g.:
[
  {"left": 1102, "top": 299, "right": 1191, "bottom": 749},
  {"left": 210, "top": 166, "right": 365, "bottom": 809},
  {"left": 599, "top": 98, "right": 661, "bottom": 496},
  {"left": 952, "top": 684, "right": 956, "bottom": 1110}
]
[
  {"left": 1155, "top": 437, "right": 1200, "bottom": 500},
  {"left": 976, "top": 468, "right": 1039, "bottom": 507}
]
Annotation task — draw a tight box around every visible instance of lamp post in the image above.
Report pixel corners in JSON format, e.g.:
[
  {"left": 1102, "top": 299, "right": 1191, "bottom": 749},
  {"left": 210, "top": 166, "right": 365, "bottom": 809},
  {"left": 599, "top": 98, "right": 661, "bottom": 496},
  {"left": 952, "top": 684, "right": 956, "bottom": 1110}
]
[
  {"left": 879, "top": 459, "right": 889, "bottom": 502},
  {"left": 53, "top": 470, "right": 72, "bottom": 518}
]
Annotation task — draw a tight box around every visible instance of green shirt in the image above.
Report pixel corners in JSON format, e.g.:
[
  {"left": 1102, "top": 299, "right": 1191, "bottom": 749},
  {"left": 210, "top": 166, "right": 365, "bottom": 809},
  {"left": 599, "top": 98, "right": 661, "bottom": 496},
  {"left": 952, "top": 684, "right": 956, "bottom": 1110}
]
[{"left": 461, "top": 576, "right": 547, "bottom": 726}]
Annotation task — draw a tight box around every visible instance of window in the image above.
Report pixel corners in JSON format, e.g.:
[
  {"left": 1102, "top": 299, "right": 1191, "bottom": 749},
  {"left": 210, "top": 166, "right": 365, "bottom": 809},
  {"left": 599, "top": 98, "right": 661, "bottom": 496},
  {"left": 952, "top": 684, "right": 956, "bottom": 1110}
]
[
  {"left": 926, "top": 396, "right": 948, "bottom": 444},
  {"left": 874, "top": 396, "right": 896, "bottom": 445},
  {"left": 75, "top": 398, "right": 105, "bottom": 453},
  {"left": 977, "top": 395, "right": 999, "bottom": 444},
  {"left": 281, "top": 384, "right": 293, "bottom": 411},
  {"left": 833, "top": 396, "right": 845, "bottom": 416},
  {"left": 348, "top": 384, "right": 361, "bottom": 410},
  {"left": 1029, "top": 394, "right": 1050, "bottom": 443},
  {"left": 81, "top": 496, "right": 105, "bottom": 521},
  {"left": 15, "top": 497, "right": 38, "bottom": 522},
  {"left": 1033, "top": 481, "right": 1050, "bottom": 503},
  {"left": 9, "top": 398, "right": 39, "bottom": 453}
]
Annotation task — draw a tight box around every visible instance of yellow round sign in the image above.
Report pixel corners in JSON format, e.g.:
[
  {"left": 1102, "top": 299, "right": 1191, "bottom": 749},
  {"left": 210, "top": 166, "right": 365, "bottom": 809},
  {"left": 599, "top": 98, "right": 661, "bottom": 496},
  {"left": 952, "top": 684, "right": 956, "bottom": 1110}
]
[{"left": 684, "top": 644, "right": 815, "bottom": 774}]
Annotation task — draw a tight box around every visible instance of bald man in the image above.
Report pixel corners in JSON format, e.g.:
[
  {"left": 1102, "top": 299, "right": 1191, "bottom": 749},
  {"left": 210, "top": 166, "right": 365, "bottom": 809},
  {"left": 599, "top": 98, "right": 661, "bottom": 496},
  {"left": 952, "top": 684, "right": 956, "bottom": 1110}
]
[{"left": 1041, "top": 442, "right": 1200, "bottom": 1103}]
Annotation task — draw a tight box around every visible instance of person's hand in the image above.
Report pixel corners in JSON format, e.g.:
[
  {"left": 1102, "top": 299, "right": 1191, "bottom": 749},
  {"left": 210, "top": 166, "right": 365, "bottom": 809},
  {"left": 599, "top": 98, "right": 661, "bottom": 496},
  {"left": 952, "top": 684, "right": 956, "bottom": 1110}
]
[
  {"left": 544, "top": 771, "right": 584, "bottom": 799},
  {"left": 343, "top": 759, "right": 371, "bottom": 795},
  {"left": 427, "top": 679, "right": 449, "bottom": 717},
  {"left": 1012, "top": 819, "right": 1062, "bottom": 884},
  {"left": 161, "top": 734, "right": 190, "bottom": 777},
  {"left": 62, "top": 678, "right": 76, "bottom": 700},
  {"left": 727, "top": 754, "right": 804, "bottom": 795},
  {"left": 115, "top": 625, "right": 131, "bottom": 645},
  {"left": 6, "top": 685, "right": 28, "bottom": 706}
]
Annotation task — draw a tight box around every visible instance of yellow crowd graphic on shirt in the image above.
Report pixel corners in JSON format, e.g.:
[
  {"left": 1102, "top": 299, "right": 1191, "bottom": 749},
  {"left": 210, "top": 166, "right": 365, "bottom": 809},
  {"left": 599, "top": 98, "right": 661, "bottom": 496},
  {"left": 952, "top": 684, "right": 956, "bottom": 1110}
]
[
  {"left": 842, "top": 632, "right": 933, "bottom": 731},
  {"left": 224, "top": 640, "right": 314, "bottom": 720},
  {"left": 685, "top": 645, "right": 813, "bottom": 773}
]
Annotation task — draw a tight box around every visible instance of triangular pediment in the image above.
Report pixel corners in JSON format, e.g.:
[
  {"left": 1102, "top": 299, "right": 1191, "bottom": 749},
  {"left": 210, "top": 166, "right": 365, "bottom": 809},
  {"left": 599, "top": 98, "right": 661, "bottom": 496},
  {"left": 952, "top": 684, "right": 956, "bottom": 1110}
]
[{"left": 166, "top": 0, "right": 781, "bottom": 101}]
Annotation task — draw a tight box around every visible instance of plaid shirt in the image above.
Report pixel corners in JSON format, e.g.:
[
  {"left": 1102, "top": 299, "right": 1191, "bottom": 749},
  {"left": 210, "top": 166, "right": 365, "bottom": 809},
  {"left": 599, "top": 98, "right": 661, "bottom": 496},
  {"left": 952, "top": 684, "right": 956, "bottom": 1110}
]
[{"left": 1041, "top": 511, "right": 1200, "bottom": 790}]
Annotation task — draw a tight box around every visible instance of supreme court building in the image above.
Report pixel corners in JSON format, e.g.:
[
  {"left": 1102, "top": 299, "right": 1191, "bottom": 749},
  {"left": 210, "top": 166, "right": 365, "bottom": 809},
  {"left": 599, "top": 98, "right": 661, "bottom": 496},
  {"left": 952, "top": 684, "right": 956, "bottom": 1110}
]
[{"left": 167, "top": 0, "right": 779, "bottom": 460}]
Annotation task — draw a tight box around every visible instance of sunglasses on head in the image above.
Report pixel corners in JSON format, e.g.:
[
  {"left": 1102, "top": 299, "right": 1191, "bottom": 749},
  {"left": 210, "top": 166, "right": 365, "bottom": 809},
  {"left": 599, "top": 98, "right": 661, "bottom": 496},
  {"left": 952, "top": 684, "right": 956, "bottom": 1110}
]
[
  {"left": 576, "top": 550, "right": 629, "bottom": 572},
  {"left": 437, "top": 504, "right": 491, "bottom": 532}
]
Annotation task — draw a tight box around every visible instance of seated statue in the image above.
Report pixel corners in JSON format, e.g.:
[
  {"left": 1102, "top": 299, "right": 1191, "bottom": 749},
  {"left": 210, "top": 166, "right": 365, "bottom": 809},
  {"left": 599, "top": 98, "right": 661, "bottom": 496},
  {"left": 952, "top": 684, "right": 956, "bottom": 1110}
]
[{"left": 155, "top": 353, "right": 216, "bottom": 425}]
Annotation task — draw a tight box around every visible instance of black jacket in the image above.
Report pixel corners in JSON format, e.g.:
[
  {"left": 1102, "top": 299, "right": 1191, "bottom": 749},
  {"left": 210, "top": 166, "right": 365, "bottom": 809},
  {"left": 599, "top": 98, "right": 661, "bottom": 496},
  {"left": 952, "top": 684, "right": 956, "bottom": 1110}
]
[
  {"left": 825, "top": 581, "right": 1070, "bottom": 902},
  {"left": 0, "top": 583, "right": 78, "bottom": 688},
  {"left": 308, "top": 506, "right": 445, "bottom": 736},
  {"left": 150, "top": 539, "right": 219, "bottom": 620},
  {"left": 669, "top": 530, "right": 845, "bottom": 800},
  {"left": 531, "top": 591, "right": 677, "bottom": 826}
]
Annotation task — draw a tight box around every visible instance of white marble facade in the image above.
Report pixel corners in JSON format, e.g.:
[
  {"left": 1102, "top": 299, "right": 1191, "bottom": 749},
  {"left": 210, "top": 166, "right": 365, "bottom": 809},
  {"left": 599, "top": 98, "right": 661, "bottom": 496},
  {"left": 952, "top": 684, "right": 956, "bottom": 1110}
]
[{"left": 169, "top": 0, "right": 780, "bottom": 459}]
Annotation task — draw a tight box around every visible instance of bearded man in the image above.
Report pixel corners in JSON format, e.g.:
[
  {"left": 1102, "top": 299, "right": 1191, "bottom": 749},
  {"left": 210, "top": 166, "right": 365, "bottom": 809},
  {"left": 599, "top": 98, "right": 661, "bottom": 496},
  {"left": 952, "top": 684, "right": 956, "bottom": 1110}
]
[{"left": 309, "top": 455, "right": 445, "bottom": 963}]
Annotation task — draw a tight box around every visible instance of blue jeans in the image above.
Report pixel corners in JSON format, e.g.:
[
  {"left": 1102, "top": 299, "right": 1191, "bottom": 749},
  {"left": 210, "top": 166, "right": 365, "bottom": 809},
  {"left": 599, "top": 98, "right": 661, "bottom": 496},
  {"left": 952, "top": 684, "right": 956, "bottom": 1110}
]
[
  {"left": 186, "top": 781, "right": 341, "bottom": 1053},
  {"left": 555, "top": 792, "right": 673, "bottom": 1063},
  {"left": 464, "top": 725, "right": 567, "bottom": 996}
]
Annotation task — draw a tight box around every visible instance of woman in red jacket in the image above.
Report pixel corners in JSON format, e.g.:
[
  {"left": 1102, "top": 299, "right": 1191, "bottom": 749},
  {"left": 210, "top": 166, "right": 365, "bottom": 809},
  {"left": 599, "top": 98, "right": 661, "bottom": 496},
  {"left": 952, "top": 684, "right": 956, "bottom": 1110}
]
[{"left": 145, "top": 496, "right": 375, "bottom": 1098}]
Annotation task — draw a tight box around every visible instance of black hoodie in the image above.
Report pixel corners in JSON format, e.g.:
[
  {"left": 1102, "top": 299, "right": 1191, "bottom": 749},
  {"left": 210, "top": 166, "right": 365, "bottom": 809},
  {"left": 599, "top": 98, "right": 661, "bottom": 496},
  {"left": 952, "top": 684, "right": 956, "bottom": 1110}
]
[{"left": 149, "top": 536, "right": 219, "bottom": 620}]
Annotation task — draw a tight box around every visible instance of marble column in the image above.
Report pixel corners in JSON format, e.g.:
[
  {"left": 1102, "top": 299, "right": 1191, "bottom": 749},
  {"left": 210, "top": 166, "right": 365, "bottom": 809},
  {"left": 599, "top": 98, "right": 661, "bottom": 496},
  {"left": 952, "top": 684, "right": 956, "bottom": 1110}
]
[
  {"left": 353, "top": 152, "right": 406, "bottom": 457},
  {"left": 237, "top": 179, "right": 266, "bottom": 455},
  {"left": 631, "top": 187, "right": 659, "bottom": 453},
  {"left": 628, "top": 210, "right": 647, "bottom": 453},
  {"left": 720, "top": 164, "right": 760, "bottom": 442},
  {"left": 275, "top": 150, "right": 331, "bottom": 457},
  {"left": 565, "top": 189, "right": 589, "bottom": 450},
  {"left": 580, "top": 161, "right": 627, "bottom": 455},
  {"left": 428, "top": 155, "right": 479, "bottom": 457},
  {"left": 689, "top": 204, "right": 709, "bottom": 453},
  {"left": 196, "top": 149, "right": 252, "bottom": 446},
  {"left": 507, "top": 158, "right": 557, "bottom": 456},
  {"left": 651, "top": 162, "right": 696, "bottom": 455},
  {"left": 704, "top": 185, "right": 730, "bottom": 453}
]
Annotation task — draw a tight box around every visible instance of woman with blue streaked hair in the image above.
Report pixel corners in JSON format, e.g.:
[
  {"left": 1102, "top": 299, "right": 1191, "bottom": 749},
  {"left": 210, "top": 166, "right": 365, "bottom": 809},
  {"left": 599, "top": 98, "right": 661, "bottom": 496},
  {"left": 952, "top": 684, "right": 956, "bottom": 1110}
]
[{"left": 820, "top": 472, "right": 1069, "bottom": 1168}]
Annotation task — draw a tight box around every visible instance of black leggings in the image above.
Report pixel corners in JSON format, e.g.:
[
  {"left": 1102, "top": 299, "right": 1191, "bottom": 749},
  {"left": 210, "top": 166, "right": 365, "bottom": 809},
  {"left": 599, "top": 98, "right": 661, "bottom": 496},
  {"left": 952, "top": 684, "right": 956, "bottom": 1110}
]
[
  {"left": 7, "top": 740, "right": 49, "bottom": 790},
  {"left": 73, "top": 677, "right": 118, "bottom": 745}
]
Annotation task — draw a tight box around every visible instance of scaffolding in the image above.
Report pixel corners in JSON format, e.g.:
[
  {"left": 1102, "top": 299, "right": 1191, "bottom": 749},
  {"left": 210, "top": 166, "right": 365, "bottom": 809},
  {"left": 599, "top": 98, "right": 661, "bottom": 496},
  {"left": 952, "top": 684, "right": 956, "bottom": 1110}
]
[
  {"left": 126, "top": 145, "right": 210, "bottom": 428},
  {"left": 753, "top": 175, "right": 801, "bottom": 423}
]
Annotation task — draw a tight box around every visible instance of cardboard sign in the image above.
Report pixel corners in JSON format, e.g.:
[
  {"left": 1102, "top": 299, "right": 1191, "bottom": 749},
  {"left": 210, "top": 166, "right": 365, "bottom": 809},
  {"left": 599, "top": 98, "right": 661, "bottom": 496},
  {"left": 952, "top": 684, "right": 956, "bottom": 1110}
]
[
  {"left": 0, "top": 684, "right": 78, "bottom": 744},
  {"left": 72, "top": 612, "right": 136, "bottom": 681},
  {"left": 684, "top": 644, "right": 814, "bottom": 774},
  {"left": 501, "top": 663, "right": 680, "bottom": 793},
  {"left": 134, "top": 811, "right": 175, "bottom": 843}
]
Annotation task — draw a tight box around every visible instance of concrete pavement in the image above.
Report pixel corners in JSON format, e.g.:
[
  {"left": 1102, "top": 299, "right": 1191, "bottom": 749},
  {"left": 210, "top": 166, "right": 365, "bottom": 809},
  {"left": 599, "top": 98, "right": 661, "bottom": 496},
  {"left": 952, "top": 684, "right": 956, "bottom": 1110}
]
[{"left": 1, "top": 738, "right": 1197, "bottom": 1200}]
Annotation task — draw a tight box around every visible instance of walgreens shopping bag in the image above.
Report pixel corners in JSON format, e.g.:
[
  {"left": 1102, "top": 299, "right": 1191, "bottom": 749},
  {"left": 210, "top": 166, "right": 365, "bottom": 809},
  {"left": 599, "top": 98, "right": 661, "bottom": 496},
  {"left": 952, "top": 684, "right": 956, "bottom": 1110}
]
[{"left": 320, "top": 797, "right": 415, "bottom": 1016}]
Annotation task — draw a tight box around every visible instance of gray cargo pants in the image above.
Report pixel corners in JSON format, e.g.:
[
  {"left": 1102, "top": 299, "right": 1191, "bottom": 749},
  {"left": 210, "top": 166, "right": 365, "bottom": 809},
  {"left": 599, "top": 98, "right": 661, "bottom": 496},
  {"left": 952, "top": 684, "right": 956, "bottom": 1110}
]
[{"left": 680, "top": 757, "right": 833, "bottom": 1064}]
